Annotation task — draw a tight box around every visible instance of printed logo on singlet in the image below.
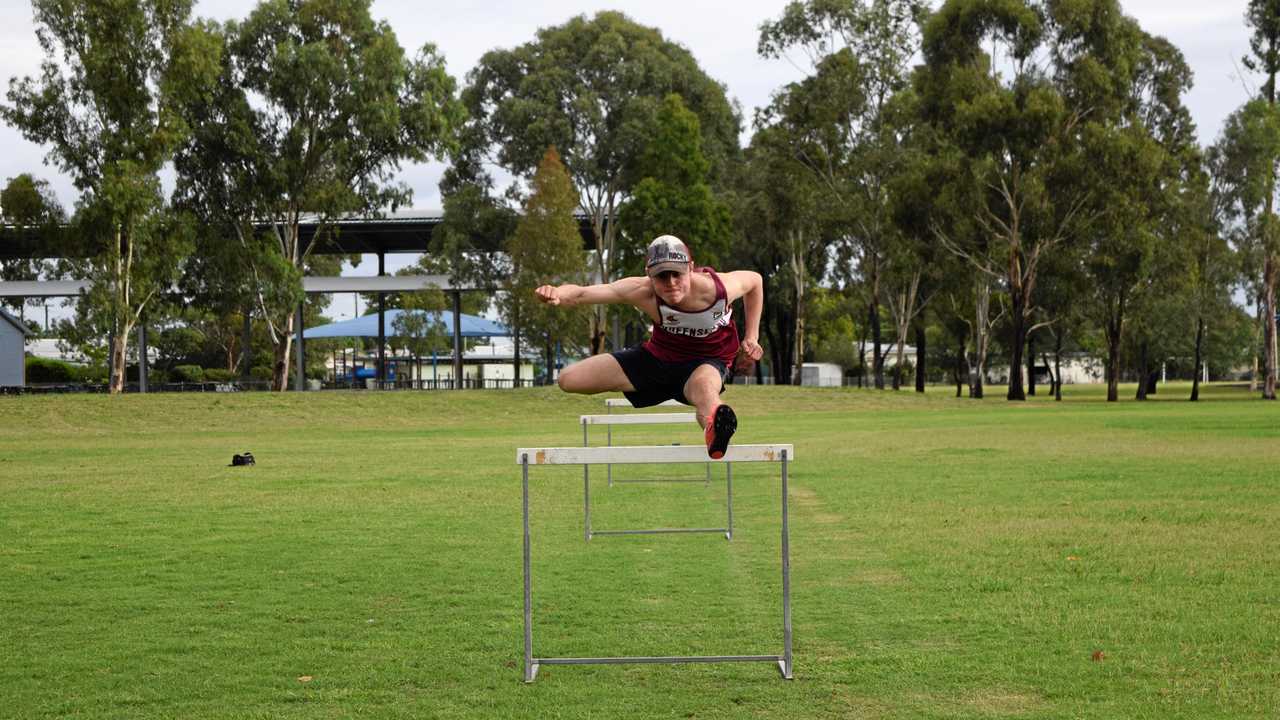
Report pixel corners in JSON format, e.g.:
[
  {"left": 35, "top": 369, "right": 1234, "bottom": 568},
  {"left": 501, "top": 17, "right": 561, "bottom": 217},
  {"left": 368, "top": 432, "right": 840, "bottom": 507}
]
[{"left": 659, "top": 299, "right": 732, "bottom": 338}]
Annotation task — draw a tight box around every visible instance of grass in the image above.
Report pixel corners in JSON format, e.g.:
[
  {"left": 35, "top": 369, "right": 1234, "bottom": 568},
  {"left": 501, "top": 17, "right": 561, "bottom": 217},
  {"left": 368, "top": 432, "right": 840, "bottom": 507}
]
[{"left": 0, "top": 382, "right": 1277, "bottom": 718}]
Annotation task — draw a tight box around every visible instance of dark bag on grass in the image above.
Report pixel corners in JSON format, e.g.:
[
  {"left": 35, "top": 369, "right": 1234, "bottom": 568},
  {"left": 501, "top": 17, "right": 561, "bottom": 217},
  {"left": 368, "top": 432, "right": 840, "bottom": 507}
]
[{"left": 229, "top": 452, "right": 255, "bottom": 467}]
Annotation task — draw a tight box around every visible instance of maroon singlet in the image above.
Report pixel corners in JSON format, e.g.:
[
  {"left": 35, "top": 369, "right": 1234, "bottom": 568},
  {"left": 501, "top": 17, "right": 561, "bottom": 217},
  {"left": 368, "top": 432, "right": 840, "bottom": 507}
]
[{"left": 643, "top": 267, "right": 740, "bottom": 366}]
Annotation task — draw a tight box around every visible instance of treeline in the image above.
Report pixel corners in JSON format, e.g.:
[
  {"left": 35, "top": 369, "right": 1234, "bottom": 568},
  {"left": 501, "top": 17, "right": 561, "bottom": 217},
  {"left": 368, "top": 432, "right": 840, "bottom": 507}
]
[{"left": 1, "top": 0, "right": 1276, "bottom": 400}]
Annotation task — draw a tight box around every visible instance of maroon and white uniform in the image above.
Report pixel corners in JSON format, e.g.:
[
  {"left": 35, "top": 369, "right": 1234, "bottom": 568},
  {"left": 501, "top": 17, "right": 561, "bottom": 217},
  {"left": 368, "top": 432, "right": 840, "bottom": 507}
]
[{"left": 644, "top": 267, "right": 740, "bottom": 367}]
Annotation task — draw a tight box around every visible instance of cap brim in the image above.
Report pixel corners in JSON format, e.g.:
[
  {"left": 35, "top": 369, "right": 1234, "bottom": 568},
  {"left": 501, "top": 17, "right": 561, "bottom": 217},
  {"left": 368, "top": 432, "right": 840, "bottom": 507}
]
[{"left": 647, "top": 261, "right": 690, "bottom": 276}]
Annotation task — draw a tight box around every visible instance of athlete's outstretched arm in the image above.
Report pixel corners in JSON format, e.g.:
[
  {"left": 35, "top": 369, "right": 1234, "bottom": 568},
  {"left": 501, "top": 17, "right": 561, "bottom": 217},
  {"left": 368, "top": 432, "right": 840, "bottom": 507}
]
[{"left": 534, "top": 276, "right": 650, "bottom": 308}]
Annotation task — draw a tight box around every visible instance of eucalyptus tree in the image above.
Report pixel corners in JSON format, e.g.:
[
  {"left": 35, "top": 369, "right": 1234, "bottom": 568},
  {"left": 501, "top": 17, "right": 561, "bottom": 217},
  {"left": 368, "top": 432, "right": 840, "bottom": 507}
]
[
  {"left": 1243, "top": 0, "right": 1280, "bottom": 398},
  {"left": 731, "top": 126, "right": 827, "bottom": 384},
  {"left": 171, "top": 0, "right": 464, "bottom": 390},
  {"left": 460, "top": 11, "right": 740, "bottom": 355},
  {"left": 1207, "top": 99, "right": 1280, "bottom": 395},
  {"left": 1028, "top": 235, "right": 1088, "bottom": 401},
  {"left": 758, "top": 0, "right": 926, "bottom": 389},
  {"left": 1059, "top": 14, "right": 1198, "bottom": 401},
  {"left": 916, "top": 0, "right": 1111, "bottom": 401},
  {"left": 2, "top": 0, "right": 201, "bottom": 393},
  {"left": 884, "top": 91, "right": 947, "bottom": 392}
]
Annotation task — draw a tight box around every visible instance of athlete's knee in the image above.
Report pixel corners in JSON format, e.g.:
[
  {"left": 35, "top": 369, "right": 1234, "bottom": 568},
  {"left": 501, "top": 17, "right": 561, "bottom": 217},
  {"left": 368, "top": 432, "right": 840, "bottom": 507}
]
[{"left": 557, "top": 363, "right": 588, "bottom": 394}]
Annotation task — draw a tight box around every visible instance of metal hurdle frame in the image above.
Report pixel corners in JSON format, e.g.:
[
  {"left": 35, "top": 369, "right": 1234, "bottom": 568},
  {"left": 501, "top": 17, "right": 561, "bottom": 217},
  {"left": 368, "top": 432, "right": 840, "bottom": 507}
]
[
  {"left": 604, "top": 398, "right": 689, "bottom": 486},
  {"left": 580, "top": 413, "right": 734, "bottom": 540},
  {"left": 518, "top": 444, "right": 794, "bottom": 683}
]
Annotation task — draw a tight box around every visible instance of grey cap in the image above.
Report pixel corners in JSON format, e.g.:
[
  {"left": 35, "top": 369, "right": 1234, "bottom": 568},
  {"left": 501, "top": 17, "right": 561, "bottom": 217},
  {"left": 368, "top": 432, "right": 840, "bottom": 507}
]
[{"left": 645, "top": 235, "right": 692, "bottom": 276}]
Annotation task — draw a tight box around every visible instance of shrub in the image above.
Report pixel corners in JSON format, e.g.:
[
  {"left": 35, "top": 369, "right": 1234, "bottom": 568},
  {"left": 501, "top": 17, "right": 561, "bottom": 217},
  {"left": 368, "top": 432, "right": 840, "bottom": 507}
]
[
  {"left": 25, "top": 356, "right": 80, "bottom": 383},
  {"left": 250, "top": 366, "right": 273, "bottom": 382},
  {"left": 171, "top": 365, "right": 205, "bottom": 383},
  {"left": 77, "top": 364, "right": 108, "bottom": 384},
  {"left": 204, "top": 368, "right": 235, "bottom": 382}
]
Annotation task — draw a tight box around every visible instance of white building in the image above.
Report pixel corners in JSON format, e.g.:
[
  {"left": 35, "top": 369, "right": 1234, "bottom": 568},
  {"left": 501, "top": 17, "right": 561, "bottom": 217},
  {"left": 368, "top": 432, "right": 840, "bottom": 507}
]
[
  {"left": 0, "top": 307, "right": 34, "bottom": 387},
  {"left": 799, "top": 362, "right": 843, "bottom": 387}
]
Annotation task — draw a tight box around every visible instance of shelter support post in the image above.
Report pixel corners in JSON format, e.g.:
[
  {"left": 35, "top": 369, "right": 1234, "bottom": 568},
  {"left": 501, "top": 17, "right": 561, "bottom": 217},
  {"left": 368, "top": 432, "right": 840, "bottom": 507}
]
[
  {"left": 451, "top": 290, "right": 462, "bottom": 388},
  {"left": 377, "top": 252, "right": 386, "bottom": 389}
]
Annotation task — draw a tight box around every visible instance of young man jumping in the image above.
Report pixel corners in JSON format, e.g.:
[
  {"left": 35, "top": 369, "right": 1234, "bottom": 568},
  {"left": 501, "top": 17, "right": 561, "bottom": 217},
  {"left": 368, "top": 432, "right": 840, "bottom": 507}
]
[{"left": 535, "top": 235, "right": 764, "bottom": 459}]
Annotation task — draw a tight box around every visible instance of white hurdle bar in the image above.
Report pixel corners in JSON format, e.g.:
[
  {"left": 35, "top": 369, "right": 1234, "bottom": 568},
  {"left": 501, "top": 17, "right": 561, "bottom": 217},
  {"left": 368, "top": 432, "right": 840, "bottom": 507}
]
[
  {"left": 518, "top": 444, "right": 795, "bottom": 683},
  {"left": 604, "top": 397, "right": 685, "bottom": 485},
  {"left": 580, "top": 414, "right": 733, "bottom": 540}
]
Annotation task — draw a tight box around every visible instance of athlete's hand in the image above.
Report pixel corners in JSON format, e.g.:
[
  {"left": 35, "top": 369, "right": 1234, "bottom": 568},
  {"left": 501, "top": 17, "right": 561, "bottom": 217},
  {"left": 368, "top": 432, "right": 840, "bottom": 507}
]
[
  {"left": 534, "top": 285, "right": 561, "bottom": 306},
  {"left": 740, "top": 337, "right": 763, "bottom": 361}
]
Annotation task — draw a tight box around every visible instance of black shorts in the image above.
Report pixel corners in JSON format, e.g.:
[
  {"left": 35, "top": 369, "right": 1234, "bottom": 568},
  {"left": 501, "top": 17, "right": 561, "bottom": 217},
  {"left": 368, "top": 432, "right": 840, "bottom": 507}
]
[{"left": 611, "top": 346, "right": 730, "bottom": 408}]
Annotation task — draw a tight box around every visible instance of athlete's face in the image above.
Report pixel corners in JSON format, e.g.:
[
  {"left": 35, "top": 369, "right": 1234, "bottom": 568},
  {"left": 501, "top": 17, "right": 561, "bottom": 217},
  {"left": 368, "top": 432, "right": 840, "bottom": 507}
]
[{"left": 650, "top": 265, "right": 692, "bottom": 305}]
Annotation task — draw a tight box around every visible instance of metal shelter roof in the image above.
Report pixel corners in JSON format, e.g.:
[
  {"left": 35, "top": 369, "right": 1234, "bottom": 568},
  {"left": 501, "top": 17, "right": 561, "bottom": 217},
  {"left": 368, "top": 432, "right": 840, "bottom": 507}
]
[
  {"left": 2, "top": 209, "right": 603, "bottom": 259},
  {"left": 303, "top": 310, "right": 510, "bottom": 339}
]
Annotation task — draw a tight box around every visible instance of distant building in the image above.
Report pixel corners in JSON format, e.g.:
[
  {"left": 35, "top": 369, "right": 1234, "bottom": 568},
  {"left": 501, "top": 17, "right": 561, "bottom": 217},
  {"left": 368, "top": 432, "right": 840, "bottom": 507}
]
[
  {"left": 324, "top": 337, "right": 540, "bottom": 388},
  {"left": 23, "top": 338, "right": 89, "bottom": 365},
  {"left": 1, "top": 308, "right": 34, "bottom": 387},
  {"left": 799, "top": 362, "right": 843, "bottom": 387},
  {"left": 988, "top": 353, "right": 1104, "bottom": 386}
]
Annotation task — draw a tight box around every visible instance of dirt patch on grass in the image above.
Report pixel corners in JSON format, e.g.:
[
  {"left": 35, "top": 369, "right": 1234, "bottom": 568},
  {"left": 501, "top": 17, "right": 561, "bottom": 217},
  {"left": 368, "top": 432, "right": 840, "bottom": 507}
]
[
  {"left": 852, "top": 568, "right": 907, "bottom": 586},
  {"left": 957, "top": 688, "right": 1048, "bottom": 715}
]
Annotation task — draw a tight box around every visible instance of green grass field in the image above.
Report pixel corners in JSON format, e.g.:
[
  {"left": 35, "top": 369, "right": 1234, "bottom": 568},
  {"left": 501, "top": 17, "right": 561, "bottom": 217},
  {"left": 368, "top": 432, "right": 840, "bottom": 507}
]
[{"left": 1, "top": 383, "right": 1277, "bottom": 718}]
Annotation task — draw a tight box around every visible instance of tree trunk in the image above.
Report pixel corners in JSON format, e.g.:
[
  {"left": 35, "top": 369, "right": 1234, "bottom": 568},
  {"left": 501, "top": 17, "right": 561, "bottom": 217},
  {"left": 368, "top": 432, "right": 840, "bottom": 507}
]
[
  {"left": 856, "top": 318, "right": 868, "bottom": 388},
  {"left": 1026, "top": 333, "right": 1036, "bottom": 397},
  {"left": 590, "top": 307, "right": 607, "bottom": 356},
  {"left": 109, "top": 331, "right": 128, "bottom": 394},
  {"left": 1105, "top": 292, "right": 1125, "bottom": 402},
  {"left": 971, "top": 278, "right": 990, "bottom": 400},
  {"left": 1052, "top": 328, "right": 1063, "bottom": 402},
  {"left": 892, "top": 340, "right": 903, "bottom": 390},
  {"left": 766, "top": 307, "right": 795, "bottom": 385},
  {"left": 1106, "top": 332, "right": 1120, "bottom": 402},
  {"left": 1265, "top": 255, "right": 1278, "bottom": 399},
  {"left": 272, "top": 310, "right": 295, "bottom": 392},
  {"left": 914, "top": 320, "right": 926, "bottom": 393},
  {"left": 870, "top": 294, "right": 884, "bottom": 389},
  {"left": 1191, "top": 315, "right": 1204, "bottom": 401},
  {"left": 954, "top": 333, "right": 965, "bottom": 398},
  {"left": 240, "top": 309, "right": 252, "bottom": 380},
  {"left": 1135, "top": 340, "right": 1149, "bottom": 401},
  {"left": 1006, "top": 293, "right": 1027, "bottom": 401},
  {"left": 545, "top": 334, "right": 554, "bottom": 386},
  {"left": 791, "top": 230, "right": 807, "bottom": 386}
]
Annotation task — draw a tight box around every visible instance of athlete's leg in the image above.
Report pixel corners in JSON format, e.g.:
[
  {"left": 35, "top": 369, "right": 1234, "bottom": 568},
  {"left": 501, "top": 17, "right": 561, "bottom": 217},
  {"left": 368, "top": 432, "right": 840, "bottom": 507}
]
[
  {"left": 683, "top": 363, "right": 725, "bottom": 428},
  {"left": 683, "top": 363, "right": 736, "bottom": 459},
  {"left": 557, "top": 353, "right": 636, "bottom": 394}
]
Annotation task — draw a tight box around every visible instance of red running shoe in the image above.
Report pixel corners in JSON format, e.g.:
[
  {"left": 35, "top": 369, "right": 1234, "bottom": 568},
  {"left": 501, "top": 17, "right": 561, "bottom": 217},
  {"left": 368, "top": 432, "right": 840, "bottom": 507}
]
[{"left": 704, "top": 404, "right": 737, "bottom": 459}]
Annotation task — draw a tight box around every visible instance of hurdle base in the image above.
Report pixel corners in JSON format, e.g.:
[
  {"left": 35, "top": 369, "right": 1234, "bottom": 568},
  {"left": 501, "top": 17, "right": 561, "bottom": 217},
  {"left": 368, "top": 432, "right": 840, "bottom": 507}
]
[
  {"left": 590, "top": 527, "right": 730, "bottom": 540},
  {"left": 528, "top": 654, "right": 785, "bottom": 680}
]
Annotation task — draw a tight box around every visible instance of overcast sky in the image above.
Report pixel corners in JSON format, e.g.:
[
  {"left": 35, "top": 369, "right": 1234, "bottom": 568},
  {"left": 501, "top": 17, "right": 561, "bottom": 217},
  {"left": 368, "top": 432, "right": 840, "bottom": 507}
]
[{"left": 0, "top": 0, "right": 1259, "bottom": 321}]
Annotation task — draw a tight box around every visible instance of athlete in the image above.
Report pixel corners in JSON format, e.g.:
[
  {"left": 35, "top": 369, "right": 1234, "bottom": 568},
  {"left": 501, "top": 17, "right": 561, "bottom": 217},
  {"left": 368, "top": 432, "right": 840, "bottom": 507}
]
[{"left": 535, "top": 235, "right": 764, "bottom": 459}]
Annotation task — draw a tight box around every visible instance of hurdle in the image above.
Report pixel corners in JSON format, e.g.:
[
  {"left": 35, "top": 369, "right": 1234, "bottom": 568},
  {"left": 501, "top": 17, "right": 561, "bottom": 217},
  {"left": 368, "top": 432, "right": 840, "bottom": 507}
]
[
  {"left": 604, "top": 398, "right": 687, "bottom": 486},
  {"left": 580, "top": 413, "right": 733, "bottom": 540},
  {"left": 518, "top": 444, "right": 794, "bottom": 682}
]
